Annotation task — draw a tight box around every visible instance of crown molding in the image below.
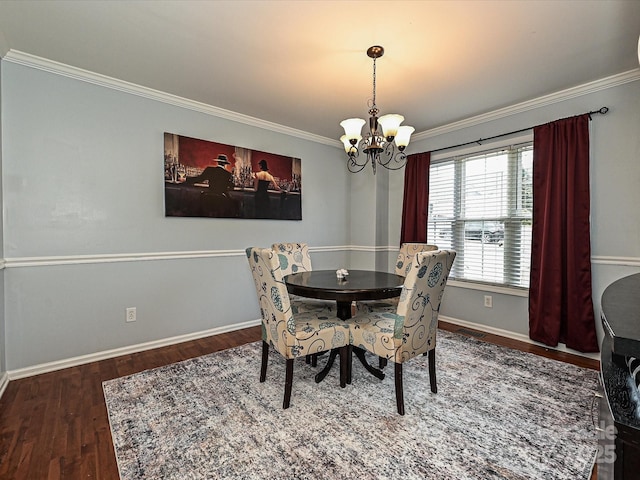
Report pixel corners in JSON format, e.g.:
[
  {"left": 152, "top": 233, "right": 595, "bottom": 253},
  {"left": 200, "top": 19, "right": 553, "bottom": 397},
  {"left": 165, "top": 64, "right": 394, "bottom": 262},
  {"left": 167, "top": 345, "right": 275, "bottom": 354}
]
[
  {"left": 412, "top": 69, "right": 640, "bottom": 142},
  {"left": 4, "top": 50, "right": 638, "bottom": 150},
  {"left": 2, "top": 50, "right": 337, "bottom": 147}
]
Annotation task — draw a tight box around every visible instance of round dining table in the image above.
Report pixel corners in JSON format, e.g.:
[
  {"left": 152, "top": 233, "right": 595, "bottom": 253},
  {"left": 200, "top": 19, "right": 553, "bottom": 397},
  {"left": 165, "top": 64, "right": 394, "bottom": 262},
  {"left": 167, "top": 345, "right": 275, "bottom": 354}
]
[{"left": 285, "top": 269, "right": 405, "bottom": 382}]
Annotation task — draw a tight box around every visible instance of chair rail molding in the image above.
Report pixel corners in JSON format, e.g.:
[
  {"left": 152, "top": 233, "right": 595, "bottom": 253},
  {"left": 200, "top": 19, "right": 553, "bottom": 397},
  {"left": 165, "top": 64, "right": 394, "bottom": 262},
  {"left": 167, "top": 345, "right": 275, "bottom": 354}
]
[
  {"left": 4, "top": 251, "right": 637, "bottom": 269},
  {"left": 2, "top": 245, "right": 393, "bottom": 268},
  {"left": 591, "top": 255, "right": 640, "bottom": 267}
]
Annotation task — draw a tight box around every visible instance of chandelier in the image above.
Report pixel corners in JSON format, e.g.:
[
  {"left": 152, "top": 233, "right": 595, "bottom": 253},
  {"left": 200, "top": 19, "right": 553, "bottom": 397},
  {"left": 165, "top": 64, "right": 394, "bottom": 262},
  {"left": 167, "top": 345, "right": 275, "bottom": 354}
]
[{"left": 340, "top": 45, "right": 415, "bottom": 174}]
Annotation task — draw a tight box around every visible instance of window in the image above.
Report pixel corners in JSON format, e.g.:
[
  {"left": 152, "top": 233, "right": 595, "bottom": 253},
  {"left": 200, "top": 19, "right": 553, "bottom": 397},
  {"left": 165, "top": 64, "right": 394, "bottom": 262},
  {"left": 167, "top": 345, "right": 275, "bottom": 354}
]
[{"left": 427, "top": 142, "right": 533, "bottom": 289}]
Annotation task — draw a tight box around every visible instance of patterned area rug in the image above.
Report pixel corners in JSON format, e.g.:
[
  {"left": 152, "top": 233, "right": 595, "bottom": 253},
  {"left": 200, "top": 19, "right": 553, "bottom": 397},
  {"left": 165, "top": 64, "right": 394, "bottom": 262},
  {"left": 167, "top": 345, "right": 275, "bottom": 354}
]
[{"left": 103, "top": 330, "right": 599, "bottom": 479}]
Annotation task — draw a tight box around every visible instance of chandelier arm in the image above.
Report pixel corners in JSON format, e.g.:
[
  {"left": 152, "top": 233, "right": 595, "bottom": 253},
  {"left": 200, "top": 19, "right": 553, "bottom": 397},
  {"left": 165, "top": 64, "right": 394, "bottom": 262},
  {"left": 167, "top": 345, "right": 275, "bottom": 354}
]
[
  {"left": 383, "top": 152, "right": 408, "bottom": 170},
  {"left": 345, "top": 146, "right": 370, "bottom": 173},
  {"left": 376, "top": 143, "right": 396, "bottom": 167},
  {"left": 347, "top": 158, "right": 369, "bottom": 173},
  {"left": 376, "top": 144, "right": 409, "bottom": 170}
]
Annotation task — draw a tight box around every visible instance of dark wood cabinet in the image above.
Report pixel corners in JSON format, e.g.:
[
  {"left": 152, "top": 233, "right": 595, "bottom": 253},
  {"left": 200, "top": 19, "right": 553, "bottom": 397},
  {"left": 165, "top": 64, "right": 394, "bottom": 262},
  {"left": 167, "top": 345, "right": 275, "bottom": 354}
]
[{"left": 599, "top": 274, "right": 640, "bottom": 479}]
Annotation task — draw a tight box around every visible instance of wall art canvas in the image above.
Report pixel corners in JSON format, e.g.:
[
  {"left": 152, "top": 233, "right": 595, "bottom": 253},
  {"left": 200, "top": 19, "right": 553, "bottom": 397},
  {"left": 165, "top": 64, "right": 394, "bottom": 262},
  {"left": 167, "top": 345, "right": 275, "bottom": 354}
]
[{"left": 164, "top": 133, "right": 302, "bottom": 220}]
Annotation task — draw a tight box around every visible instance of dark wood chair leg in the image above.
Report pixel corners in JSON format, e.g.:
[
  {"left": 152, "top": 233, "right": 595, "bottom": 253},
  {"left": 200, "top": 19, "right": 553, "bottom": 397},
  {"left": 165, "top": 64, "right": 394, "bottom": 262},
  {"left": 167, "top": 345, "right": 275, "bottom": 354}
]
[
  {"left": 395, "top": 362, "right": 405, "bottom": 415},
  {"left": 260, "top": 341, "right": 269, "bottom": 382},
  {"left": 379, "top": 356, "right": 388, "bottom": 369},
  {"left": 305, "top": 354, "right": 311, "bottom": 364},
  {"left": 428, "top": 348, "right": 437, "bottom": 393},
  {"left": 283, "top": 358, "right": 294, "bottom": 409},
  {"left": 346, "top": 345, "right": 352, "bottom": 384},
  {"left": 339, "top": 346, "right": 347, "bottom": 388},
  {"left": 311, "top": 353, "right": 318, "bottom": 367}
]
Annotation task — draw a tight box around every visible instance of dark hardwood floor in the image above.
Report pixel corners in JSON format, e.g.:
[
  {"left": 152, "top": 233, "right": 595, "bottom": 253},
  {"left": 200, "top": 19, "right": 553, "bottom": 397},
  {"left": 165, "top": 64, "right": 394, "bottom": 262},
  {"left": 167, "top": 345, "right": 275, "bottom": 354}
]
[{"left": 0, "top": 321, "right": 599, "bottom": 479}]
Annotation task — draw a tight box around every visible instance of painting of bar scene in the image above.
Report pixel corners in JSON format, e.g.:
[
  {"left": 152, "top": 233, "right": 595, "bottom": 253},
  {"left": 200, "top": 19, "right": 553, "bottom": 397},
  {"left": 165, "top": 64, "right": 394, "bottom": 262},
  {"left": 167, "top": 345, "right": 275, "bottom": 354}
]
[{"left": 164, "top": 133, "right": 302, "bottom": 220}]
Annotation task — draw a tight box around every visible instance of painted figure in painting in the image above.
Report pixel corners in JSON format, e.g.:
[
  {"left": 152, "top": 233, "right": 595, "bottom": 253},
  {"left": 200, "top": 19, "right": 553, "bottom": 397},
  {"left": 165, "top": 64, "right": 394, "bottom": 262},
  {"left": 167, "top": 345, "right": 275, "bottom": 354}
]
[
  {"left": 188, "top": 154, "right": 237, "bottom": 217},
  {"left": 189, "top": 154, "right": 233, "bottom": 194},
  {"left": 253, "top": 159, "right": 281, "bottom": 218}
]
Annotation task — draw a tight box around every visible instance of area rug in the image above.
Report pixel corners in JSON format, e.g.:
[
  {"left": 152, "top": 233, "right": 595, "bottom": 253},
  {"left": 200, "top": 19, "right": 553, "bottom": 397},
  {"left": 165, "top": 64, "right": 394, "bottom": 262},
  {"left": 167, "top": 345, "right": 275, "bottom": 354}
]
[{"left": 103, "top": 330, "right": 599, "bottom": 479}]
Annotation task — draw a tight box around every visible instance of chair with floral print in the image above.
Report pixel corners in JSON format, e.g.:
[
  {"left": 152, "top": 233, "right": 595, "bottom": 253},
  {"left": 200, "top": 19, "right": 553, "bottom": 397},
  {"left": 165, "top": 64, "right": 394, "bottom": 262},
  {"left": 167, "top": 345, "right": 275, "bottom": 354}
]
[
  {"left": 349, "top": 249, "right": 456, "bottom": 415},
  {"left": 355, "top": 243, "right": 438, "bottom": 314},
  {"left": 272, "top": 243, "right": 336, "bottom": 368},
  {"left": 246, "top": 247, "right": 350, "bottom": 408},
  {"left": 271, "top": 242, "right": 334, "bottom": 315}
]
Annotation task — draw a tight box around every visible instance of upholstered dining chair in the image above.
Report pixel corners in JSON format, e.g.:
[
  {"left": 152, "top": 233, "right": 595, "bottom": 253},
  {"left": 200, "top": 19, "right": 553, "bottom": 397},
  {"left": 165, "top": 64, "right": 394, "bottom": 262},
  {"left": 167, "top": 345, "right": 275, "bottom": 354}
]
[
  {"left": 395, "top": 243, "right": 439, "bottom": 276},
  {"left": 272, "top": 243, "right": 336, "bottom": 367},
  {"left": 349, "top": 249, "right": 456, "bottom": 415},
  {"left": 355, "top": 242, "right": 438, "bottom": 314},
  {"left": 271, "top": 242, "right": 334, "bottom": 314},
  {"left": 246, "top": 247, "right": 350, "bottom": 409}
]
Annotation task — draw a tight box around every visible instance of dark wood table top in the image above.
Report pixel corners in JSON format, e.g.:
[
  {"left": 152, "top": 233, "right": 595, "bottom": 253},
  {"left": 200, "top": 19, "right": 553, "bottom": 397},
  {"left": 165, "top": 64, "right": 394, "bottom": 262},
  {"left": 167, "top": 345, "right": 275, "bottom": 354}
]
[
  {"left": 286, "top": 269, "right": 404, "bottom": 380},
  {"left": 601, "top": 272, "right": 640, "bottom": 358},
  {"left": 284, "top": 269, "right": 405, "bottom": 303}
]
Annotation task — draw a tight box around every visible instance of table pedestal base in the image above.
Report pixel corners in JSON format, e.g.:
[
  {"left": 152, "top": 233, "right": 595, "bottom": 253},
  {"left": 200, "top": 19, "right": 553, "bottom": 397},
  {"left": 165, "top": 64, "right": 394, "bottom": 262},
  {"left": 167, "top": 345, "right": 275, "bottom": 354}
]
[
  {"left": 353, "top": 348, "right": 385, "bottom": 380},
  {"left": 315, "top": 350, "right": 339, "bottom": 383},
  {"left": 314, "top": 346, "right": 385, "bottom": 383},
  {"left": 313, "top": 300, "right": 387, "bottom": 383}
]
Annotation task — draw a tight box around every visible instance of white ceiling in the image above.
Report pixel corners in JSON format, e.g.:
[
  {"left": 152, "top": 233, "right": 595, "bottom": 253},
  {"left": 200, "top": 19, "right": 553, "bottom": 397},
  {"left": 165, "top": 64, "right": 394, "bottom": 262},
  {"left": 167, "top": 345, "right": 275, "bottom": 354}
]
[{"left": 0, "top": 0, "right": 639, "bottom": 141}]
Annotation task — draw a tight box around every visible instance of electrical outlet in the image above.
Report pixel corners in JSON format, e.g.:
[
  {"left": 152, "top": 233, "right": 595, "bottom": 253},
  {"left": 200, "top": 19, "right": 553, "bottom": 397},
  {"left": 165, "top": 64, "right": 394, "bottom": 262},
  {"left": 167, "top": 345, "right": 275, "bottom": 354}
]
[
  {"left": 484, "top": 295, "right": 493, "bottom": 308},
  {"left": 126, "top": 307, "right": 137, "bottom": 322}
]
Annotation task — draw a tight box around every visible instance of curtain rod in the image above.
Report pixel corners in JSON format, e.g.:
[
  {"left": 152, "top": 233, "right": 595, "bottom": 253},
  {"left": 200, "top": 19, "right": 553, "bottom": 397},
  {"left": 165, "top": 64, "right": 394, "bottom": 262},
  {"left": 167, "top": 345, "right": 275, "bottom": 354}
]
[{"left": 427, "top": 107, "right": 609, "bottom": 155}]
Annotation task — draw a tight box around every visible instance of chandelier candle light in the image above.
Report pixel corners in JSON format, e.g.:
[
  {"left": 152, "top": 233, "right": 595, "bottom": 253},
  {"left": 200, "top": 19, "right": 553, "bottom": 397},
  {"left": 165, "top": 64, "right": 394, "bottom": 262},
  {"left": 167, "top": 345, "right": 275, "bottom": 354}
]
[{"left": 340, "top": 45, "right": 415, "bottom": 174}]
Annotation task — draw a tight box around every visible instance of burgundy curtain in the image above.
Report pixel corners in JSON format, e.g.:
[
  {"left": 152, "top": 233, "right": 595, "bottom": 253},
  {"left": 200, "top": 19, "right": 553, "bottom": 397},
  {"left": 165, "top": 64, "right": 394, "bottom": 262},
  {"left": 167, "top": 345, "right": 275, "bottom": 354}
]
[
  {"left": 529, "top": 114, "right": 599, "bottom": 352},
  {"left": 400, "top": 152, "right": 431, "bottom": 244}
]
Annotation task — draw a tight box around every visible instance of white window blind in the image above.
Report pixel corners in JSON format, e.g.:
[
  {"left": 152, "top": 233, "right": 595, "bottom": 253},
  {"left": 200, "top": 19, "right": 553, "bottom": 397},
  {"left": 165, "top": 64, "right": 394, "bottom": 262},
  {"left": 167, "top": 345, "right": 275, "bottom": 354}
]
[{"left": 427, "top": 143, "right": 533, "bottom": 289}]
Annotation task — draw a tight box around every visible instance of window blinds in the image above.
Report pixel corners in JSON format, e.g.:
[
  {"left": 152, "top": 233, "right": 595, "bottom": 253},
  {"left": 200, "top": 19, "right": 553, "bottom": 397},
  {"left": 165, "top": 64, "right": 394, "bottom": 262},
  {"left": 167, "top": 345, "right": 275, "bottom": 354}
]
[{"left": 427, "top": 144, "right": 533, "bottom": 289}]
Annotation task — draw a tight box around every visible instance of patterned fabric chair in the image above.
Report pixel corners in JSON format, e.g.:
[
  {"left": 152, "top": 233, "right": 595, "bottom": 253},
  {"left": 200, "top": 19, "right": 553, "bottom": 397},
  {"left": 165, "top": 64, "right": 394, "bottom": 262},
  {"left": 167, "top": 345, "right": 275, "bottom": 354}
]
[
  {"left": 246, "top": 247, "right": 350, "bottom": 409},
  {"left": 272, "top": 242, "right": 313, "bottom": 274},
  {"left": 349, "top": 249, "right": 456, "bottom": 415},
  {"left": 272, "top": 242, "right": 335, "bottom": 315},
  {"left": 272, "top": 242, "right": 336, "bottom": 367},
  {"left": 355, "top": 243, "right": 439, "bottom": 314},
  {"left": 395, "top": 243, "right": 439, "bottom": 276}
]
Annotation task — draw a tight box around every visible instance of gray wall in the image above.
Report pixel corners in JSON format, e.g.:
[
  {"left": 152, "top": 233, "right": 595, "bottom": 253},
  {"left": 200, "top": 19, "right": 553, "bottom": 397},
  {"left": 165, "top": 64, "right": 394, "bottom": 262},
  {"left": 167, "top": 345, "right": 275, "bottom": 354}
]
[
  {"left": 2, "top": 52, "right": 639, "bottom": 374},
  {"left": 389, "top": 77, "right": 640, "bottom": 344},
  {"left": 0, "top": 58, "right": 5, "bottom": 376},
  {"left": 1, "top": 60, "right": 351, "bottom": 371}
]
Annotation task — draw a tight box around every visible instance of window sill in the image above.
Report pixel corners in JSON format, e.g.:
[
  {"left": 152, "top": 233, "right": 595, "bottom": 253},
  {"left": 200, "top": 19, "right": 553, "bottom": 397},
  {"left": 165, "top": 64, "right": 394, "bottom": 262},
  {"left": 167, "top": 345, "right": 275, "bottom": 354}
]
[{"left": 448, "top": 280, "right": 529, "bottom": 298}]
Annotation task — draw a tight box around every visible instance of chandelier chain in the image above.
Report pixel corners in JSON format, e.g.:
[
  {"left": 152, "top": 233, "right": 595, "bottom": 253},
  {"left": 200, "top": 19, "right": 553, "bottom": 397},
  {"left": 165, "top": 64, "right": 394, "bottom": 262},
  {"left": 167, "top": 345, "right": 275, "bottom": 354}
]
[
  {"left": 372, "top": 56, "right": 377, "bottom": 107},
  {"left": 369, "top": 56, "right": 378, "bottom": 116}
]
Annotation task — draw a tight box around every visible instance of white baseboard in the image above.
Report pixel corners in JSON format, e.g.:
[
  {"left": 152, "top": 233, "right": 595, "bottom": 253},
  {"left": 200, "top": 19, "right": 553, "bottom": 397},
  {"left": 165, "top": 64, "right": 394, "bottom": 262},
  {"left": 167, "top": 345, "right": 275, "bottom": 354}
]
[
  {"left": 7, "top": 319, "right": 262, "bottom": 381},
  {"left": 1, "top": 313, "right": 599, "bottom": 383},
  {"left": 440, "top": 315, "right": 600, "bottom": 360},
  {"left": 0, "top": 372, "right": 9, "bottom": 400}
]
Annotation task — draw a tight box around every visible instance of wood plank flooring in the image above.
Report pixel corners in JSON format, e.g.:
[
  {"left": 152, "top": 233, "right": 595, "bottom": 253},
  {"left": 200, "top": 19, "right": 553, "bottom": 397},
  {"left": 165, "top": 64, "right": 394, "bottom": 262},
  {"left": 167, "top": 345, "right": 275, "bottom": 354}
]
[{"left": 0, "top": 322, "right": 599, "bottom": 479}]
